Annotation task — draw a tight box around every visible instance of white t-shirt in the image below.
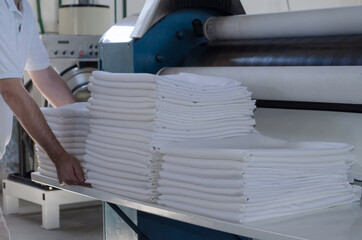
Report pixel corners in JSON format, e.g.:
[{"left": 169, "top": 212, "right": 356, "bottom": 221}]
[{"left": 0, "top": 0, "right": 50, "bottom": 159}]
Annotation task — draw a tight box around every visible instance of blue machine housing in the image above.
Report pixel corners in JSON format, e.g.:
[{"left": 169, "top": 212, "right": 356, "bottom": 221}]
[{"left": 99, "top": 8, "right": 225, "bottom": 74}]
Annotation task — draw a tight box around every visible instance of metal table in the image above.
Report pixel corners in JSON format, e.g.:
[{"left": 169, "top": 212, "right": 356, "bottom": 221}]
[{"left": 32, "top": 172, "right": 362, "bottom": 240}]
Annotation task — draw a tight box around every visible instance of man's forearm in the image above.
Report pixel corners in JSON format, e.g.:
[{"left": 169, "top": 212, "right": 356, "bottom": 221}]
[
  {"left": 28, "top": 67, "right": 76, "bottom": 108},
  {"left": 0, "top": 78, "right": 66, "bottom": 162}
]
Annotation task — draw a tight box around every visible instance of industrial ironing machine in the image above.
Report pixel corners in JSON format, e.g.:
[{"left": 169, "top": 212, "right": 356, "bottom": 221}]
[{"left": 32, "top": 0, "right": 362, "bottom": 239}]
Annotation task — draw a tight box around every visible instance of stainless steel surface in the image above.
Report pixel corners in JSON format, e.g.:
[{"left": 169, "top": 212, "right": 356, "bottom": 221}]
[
  {"left": 61, "top": 67, "right": 94, "bottom": 102},
  {"left": 32, "top": 172, "right": 362, "bottom": 240}
]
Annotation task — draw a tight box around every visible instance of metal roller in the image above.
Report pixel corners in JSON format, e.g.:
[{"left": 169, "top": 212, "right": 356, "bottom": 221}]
[
  {"left": 159, "top": 66, "right": 362, "bottom": 105},
  {"left": 204, "top": 5, "right": 362, "bottom": 41}
]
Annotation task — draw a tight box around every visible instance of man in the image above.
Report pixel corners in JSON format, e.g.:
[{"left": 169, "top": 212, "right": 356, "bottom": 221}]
[{"left": 0, "top": 0, "right": 86, "bottom": 185}]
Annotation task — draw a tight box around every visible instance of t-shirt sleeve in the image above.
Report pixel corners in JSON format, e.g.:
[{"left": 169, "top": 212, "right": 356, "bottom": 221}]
[
  {"left": 24, "top": 20, "right": 50, "bottom": 71},
  {"left": 0, "top": 11, "right": 22, "bottom": 79}
]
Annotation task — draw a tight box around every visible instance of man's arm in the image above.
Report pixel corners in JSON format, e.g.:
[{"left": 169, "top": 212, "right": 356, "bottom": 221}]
[
  {"left": 0, "top": 78, "right": 85, "bottom": 185},
  {"left": 28, "top": 66, "right": 75, "bottom": 107}
]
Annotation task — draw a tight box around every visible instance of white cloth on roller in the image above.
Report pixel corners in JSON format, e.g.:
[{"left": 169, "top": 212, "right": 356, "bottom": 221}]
[
  {"left": 160, "top": 134, "right": 353, "bottom": 159},
  {"left": 87, "top": 171, "right": 156, "bottom": 188},
  {"left": 158, "top": 178, "right": 243, "bottom": 196},
  {"left": 86, "top": 139, "right": 150, "bottom": 156},
  {"left": 88, "top": 97, "right": 155, "bottom": 109},
  {"left": 157, "top": 186, "right": 248, "bottom": 203},
  {"left": 86, "top": 178, "right": 156, "bottom": 195},
  {"left": 84, "top": 154, "right": 158, "bottom": 176},
  {"left": 86, "top": 163, "right": 159, "bottom": 181},
  {"left": 44, "top": 115, "right": 89, "bottom": 125},
  {"left": 90, "top": 119, "right": 153, "bottom": 130},
  {"left": 88, "top": 83, "right": 156, "bottom": 98},
  {"left": 90, "top": 110, "right": 154, "bottom": 121},
  {"left": 90, "top": 184, "right": 157, "bottom": 203},
  {"left": 47, "top": 122, "right": 89, "bottom": 131},
  {"left": 90, "top": 127, "right": 151, "bottom": 144},
  {"left": 91, "top": 92, "right": 155, "bottom": 103},
  {"left": 87, "top": 133, "right": 151, "bottom": 152},
  {"left": 90, "top": 77, "right": 156, "bottom": 90},
  {"left": 162, "top": 162, "right": 244, "bottom": 179},
  {"left": 41, "top": 102, "right": 89, "bottom": 118},
  {"left": 92, "top": 71, "right": 156, "bottom": 83}
]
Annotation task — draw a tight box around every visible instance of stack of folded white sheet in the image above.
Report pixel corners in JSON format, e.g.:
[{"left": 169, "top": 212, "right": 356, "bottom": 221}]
[
  {"left": 152, "top": 73, "right": 256, "bottom": 148},
  {"left": 158, "top": 134, "right": 362, "bottom": 223},
  {"left": 36, "top": 102, "right": 90, "bottom": 179},
  {"left": 85, "top": 71, "right": 257, "bottom": 202},
  {"left": 85, "top": 71, "right": 160, "bottom": 203}
]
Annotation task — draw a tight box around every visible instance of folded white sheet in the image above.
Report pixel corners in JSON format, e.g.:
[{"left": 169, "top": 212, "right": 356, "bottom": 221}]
[
  {"left": 88, "top": 104, "right": 155, "bottom": 115},
  {"left": 88, "top": 97, "right": 155, "bottom": 109},
  {"left": 85, "top": 163, "right": 158, "bottom": 181},
  {"left": 92, "top": 71, "right": 155, "bottom": 83},
  {"left": 41, "top": 102, "right": 89, "bottom": 118},
  {"left": 55, "top": 136, "right": 87, "bottom": 143},
  {"left": 90, "top": 110, "right": 154, "bottom": 121},
  {"left": 88, "top": 83, "right": 157, "bottom": 98},
  {"left": 158, "top": 189, "right": 360, "bottom": 223},
  {"left": 37, "top": 167, "right": 58, "bottom": 179},
  {"left": 90, "top": 77, "right": 156, "bottom": 90},
  {"left": 86, "top": 139, "right": 150, "bottom": 156},
  {"left": 160, "top": 134, "right": 353, "bottom": 159},
  {"left": 37, "top": 148, "right": 86, "bottom": 157},
  {"left": 155, "top": 119, "right": 255, "bottom": 131},
  {"left": 90, "top": 127, "right": 151, "bottom": 143},
  {"left": 155, "top": 125, "right": 254, "bottom": 136},
  {"left": 47, "top": 122, "right": 89, "bottom": 131},
  {"left": 84, "top": 154, "right": 158, "bottom": 176},
  {"left": 91, "top": 93, "right": 155, "bottom": 103},
  {"left": 90, "top": 119, "right": 153, "bottom": 130},
  {"left": 44, "top": 116, "right": 89, "bottom": 125},
  {"left": 87, "top": 171, "right": 157, "bottom": 188},
  {"left": 157, "top": 186, "right": 248, "bottom": 203},
  {"left": 87, "top": 133, "right": 151, "bottom": 152},
  {"left": 52, "top": 129, "right": 89, "bottom": 138},
  {"left": 85, "top": 150, "right": 149, "bottom": 168}
]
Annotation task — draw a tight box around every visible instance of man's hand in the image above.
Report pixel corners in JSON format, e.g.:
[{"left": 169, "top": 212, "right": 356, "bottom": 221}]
[{"left": 55, "top": 152, "right": 85, "bottom": 186}]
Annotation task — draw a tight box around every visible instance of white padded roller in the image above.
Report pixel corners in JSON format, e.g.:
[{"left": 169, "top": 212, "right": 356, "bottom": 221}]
[
  {"left": 159, "top": 66, "right": 362, "bottom": 105},
  {"left": 204, "top": 6, "right": 362, "bottom": 41}
]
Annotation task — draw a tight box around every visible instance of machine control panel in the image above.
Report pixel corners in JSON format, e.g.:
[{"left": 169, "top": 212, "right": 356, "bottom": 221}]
[{"left": 41, "top": 34, "right": 101, "bottom": 59}]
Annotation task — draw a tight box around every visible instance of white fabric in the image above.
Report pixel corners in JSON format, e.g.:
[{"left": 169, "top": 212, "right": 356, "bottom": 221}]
[
  {"left": 86, "top": 139, "right": 150, "bottom": 156},
  {"left": 350, "top": 163, "right": 362, "bottom": 181},
  {"left": 85, "top": 163, "right": 158, "bottom": 181},
  {"left": 155, "top": 119, "right": 255, "bottom": 131},
  {"left": 90, "top": 119, "right": 153, "bottom": 130},
  {"left": 88, "top": 83, "right": 156, "bottom": 98},
  {"left": 85, "top": 150, "right": 151, "bottom": 168},
  {"left": 160, "top": 134, "right": 354, "bottom": 159},
  {"left": 47, "top": 122, "right": 89, "bottom": 131},
  {"left": 90, "top": 77, "right": 156, "bottom": 90},
  {"left": 52, "top": 129, "right": 89, "bottom": 138},
  {"left": 44, "top": 115, "right": 89, "bottom": 125},
  {"left": 84, "top": 154, "right": 157, "bottom": 176},
  {"left": 91, "top": 92, "right": 155, "bottom": 103},
  {"left": 0, "top": 96, "right": 13, "bottom": 159},
  {"left": 88, "top": 133, "right": 151, "bottom": 152},
  {"left": 87, "top": 171, "right": 156, "bottom": 188},
  {"left": 90, "top": 110, "right": 154, "bottom": 121},
  {"left": 41, "top": 102, "right": 89, "bottom": 118},
  {"left": 88, "top": 104, "right": 155, "bottom": 115},
  {"left": 88, "top": 97, "right": 155, "bottom": 109},
  {"left": 38, "top": 167, "right": 58, "bottom": 179},
  {"left": 90, "top": 127, "right": 151, "bottom": 143},
  {"left": 92, "top": 71, "right": 156, "bottom": 83}
]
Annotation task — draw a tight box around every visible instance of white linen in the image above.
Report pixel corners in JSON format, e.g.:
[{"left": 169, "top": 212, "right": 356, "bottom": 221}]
[
  {"left": 88, "top": 83, "right": 157, "bottom": 98},
  {"left": 88, "top": 97, "right": 155, "bottom": 109},
  {"left": 92, "top": 71, "right": 155, "bottom": 83}
]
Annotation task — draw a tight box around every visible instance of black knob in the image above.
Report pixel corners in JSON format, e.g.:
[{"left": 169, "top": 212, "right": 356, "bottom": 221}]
[
  {"left": 54, "top": 51, "right": 58, "bottom": 55},
  {"left": 62, "top": 51, "right": 67, "bottom": 55},
  {"left": 89, "top": 51, "right": 93, "bottom": 56},
  {"left": 70, "top": 51, "right": 74, "bottom": 55}
]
